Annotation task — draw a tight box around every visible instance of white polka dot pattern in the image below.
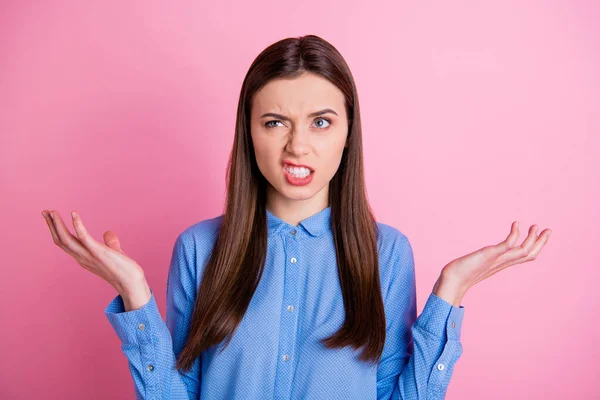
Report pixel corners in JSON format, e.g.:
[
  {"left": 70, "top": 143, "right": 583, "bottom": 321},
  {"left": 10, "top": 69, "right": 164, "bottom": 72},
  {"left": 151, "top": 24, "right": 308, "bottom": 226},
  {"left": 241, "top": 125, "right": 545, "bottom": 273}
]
[{"left": 104, "top": 206, "right": 465, "bottom": 399}]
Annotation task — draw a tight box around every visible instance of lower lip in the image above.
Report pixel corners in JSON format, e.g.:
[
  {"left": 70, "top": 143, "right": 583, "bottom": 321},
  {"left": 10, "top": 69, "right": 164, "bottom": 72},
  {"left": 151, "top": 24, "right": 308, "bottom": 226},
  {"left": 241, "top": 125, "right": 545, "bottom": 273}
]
[{"left": 283, "top": 167, "right": 314, "bottom": 186}]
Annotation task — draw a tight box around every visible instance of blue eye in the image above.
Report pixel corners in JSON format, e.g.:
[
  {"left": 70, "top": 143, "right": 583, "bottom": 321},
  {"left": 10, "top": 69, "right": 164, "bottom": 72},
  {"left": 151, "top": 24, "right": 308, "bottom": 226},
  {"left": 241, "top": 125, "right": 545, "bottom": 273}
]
[
  {"left": 264, "top": 117, "right": 332, "bottom": 129},
  {"left": 265, "top": 120, "right": 284, "bottom": 128},
  {"left": 313, "top": 117, "right": 331, "bottom": 129}
]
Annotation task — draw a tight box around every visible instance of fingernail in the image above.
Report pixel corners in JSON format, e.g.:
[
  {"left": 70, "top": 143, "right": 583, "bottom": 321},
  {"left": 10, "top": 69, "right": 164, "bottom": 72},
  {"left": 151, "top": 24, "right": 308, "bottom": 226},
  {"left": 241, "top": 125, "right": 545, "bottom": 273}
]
[
  {"left": 72, "top": 211, "right": 77, "bottom": 219},
  {"left": 548, "top": 231, "right": 552, "bottom": 237},
  {"left": 41, "top": 211, "right": 46, "bottom": 218},
  {"left": 50, "top": 212, "right": 55, "bottom": 220}
]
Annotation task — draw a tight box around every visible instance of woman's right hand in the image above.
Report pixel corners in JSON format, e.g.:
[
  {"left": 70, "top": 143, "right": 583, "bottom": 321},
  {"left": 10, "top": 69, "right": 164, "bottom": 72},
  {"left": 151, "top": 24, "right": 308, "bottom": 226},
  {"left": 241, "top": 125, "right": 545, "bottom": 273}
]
[{"left": 42, "top": 209, "right": 148, "bottom": 300}]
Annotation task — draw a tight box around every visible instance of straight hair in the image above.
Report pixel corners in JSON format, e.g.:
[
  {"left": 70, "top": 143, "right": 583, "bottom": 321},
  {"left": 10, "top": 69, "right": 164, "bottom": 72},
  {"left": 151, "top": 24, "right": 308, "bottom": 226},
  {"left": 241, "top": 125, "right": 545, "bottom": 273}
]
[{"left": 175, "top": 34, "right": 385, "bottom": 372}]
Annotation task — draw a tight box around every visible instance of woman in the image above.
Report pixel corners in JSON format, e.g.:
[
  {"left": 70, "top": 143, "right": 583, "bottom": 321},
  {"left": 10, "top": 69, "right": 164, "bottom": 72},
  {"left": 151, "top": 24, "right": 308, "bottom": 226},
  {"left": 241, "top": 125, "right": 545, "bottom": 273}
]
[{"left": 42, "top": 34, "right": 551, "bottom": 399}]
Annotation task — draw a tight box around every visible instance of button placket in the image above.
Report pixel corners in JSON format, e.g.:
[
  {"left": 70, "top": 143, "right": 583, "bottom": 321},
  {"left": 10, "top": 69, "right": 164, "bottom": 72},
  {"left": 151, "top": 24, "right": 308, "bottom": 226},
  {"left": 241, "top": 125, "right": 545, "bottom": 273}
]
[
  {"left": 139, "top": 317, "right": 159, "bottom": 393},
  {"left": 430, "top": 338, "right": 463, "bottom": 387},
  {"left": 273, "top": 230, "right": 301, "bottom": 399},
  {"left": 424, "top": 306, "right": 464, "bottom": 388},
  {"left": 136, "top": 318, "right": 158, "bottom": 391},
  {"left": 445, "top": 305, "right": 463, "bottom": 341}
]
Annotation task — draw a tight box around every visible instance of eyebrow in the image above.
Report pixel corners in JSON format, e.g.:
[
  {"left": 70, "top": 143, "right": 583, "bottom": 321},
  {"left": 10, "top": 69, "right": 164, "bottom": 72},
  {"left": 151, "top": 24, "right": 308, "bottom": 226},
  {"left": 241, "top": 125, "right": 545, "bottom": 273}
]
[{"left": 259, "top": 108, "right": 339, "bottom": 121}]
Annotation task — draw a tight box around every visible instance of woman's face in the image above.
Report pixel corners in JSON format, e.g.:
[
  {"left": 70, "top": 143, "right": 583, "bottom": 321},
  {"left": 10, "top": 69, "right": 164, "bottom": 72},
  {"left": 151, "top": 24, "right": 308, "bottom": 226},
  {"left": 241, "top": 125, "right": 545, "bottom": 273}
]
[{"left": 250, "top": 72, "right": 348, "bottom": 211}]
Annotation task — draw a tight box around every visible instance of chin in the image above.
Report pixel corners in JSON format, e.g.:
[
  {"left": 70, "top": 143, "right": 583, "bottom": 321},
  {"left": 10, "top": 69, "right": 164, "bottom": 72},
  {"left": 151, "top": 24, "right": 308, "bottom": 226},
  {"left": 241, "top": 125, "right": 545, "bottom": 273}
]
[
  {"left": 272, "top": 180, "right": 316, "bottom": 199},
  {"left": 281, "top": 187, "right": 316, "bottom": 199}
]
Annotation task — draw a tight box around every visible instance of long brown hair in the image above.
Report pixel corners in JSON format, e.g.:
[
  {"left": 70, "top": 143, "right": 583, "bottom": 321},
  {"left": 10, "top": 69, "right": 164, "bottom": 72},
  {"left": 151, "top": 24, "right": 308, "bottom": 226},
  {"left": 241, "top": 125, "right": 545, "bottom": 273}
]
[{"left": 175, "top": 34, "right": 385, "bottom": 371}]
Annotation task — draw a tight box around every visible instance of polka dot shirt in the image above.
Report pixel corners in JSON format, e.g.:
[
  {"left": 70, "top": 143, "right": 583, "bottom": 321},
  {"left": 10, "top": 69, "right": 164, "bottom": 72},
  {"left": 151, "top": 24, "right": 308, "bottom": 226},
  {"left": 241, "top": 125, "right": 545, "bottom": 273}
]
[{"left": 105, "top": 206, "right": 465, "bottom": 399}]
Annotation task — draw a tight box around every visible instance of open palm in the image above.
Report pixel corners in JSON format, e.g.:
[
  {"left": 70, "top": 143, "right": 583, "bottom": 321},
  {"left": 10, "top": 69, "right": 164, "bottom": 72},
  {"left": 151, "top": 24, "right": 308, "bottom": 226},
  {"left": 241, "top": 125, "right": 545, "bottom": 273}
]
[
  {"left": 42, "top": 209, "right": 146, "bottom": 293},
  {"left": 441, "top": 221, "right": 552, "bottom": 292}
]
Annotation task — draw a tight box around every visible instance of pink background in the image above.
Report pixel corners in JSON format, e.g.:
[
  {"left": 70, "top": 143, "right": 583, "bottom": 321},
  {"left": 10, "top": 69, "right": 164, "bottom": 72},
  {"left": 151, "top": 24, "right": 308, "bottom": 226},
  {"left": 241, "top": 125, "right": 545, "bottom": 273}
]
[{"left": 1, "top": 1, "right": 598, "bottom": 399}]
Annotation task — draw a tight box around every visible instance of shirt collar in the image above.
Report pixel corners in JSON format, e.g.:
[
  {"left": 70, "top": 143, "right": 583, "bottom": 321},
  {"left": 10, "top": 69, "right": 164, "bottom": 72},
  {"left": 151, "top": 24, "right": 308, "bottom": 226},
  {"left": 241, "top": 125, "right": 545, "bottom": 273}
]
[{"left": 266, "top": 206, "right": 332, "bottom": 237}]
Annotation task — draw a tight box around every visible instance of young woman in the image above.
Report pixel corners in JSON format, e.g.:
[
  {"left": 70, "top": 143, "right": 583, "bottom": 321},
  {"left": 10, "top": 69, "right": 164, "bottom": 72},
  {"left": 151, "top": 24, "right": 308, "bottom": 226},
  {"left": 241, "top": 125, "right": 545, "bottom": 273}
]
[{"left": 42, "top": 35, "right": 551, "bottom": 399}]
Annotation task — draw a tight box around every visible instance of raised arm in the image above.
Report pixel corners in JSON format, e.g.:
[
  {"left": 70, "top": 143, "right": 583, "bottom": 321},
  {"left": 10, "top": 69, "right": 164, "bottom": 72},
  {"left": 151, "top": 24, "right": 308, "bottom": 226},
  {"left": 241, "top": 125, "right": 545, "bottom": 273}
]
[
  {"left": 377, "top": 234, "right": 465, "bottom": 400},
  {"left": 105, "top": 233, "right": 202, "bottom": 399}
]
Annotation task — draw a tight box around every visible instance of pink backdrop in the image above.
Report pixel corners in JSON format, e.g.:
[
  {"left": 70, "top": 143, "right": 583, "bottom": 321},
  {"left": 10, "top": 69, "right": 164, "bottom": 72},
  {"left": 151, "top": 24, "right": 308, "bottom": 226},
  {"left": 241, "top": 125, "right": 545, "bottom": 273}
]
[{"left": 1, "top": 1, "right": 598, "bottom": 399}]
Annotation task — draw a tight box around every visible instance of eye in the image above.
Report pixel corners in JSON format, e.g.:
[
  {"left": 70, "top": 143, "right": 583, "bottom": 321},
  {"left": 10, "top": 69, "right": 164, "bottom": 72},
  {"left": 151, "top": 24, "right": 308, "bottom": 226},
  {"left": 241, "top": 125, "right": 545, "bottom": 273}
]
[
  {"left": 265, "top": 120, "right": 284, "bottom": 128},
  {"left": 313, "top": 117, "right": 331, "bottom": 129},
  {"left": 264, "top": 117, "right": 332, "bottom": 129}
]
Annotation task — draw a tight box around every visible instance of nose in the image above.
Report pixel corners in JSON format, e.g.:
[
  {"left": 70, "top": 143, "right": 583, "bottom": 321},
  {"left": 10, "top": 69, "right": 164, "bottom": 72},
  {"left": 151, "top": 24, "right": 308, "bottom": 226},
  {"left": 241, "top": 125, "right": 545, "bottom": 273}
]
[{"left": 285, "top": 127, "right": 310, "bottom": 156}]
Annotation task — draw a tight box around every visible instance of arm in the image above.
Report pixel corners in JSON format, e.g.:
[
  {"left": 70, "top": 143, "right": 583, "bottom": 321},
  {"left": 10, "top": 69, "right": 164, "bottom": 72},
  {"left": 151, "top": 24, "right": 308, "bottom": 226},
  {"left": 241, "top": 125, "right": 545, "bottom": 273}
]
[
  {"left": 377, "top": 234, "right": 465, "bottom": 400},
  {"left": 104, "top": 233, "right": 202, "bottom": 399}
]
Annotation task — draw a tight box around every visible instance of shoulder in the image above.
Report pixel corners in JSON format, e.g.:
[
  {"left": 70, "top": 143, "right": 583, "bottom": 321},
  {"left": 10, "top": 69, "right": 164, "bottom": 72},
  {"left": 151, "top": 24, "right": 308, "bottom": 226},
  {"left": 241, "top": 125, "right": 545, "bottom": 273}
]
[
  {"left": 375, "top": 221, "right": 410, "bottom": 255},
  {"left": 375, "top": 221, "right": 415, "bottom": 295},
  {"left": 170, "top": 214, "right": 225, "bottom": 280},
  {"left": 179, "top": 213, "right": 224, "bottom": 245}
]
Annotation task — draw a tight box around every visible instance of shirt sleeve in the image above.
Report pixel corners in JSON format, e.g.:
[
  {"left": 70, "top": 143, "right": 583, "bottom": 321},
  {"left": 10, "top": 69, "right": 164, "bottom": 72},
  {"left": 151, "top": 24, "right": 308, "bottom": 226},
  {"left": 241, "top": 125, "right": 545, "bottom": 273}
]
[
  {"left": 104, "top": 233, "right": 202, "bottom": 400},
  {"left": 377, "top": 234, "right": 465, "bottom": 400}
]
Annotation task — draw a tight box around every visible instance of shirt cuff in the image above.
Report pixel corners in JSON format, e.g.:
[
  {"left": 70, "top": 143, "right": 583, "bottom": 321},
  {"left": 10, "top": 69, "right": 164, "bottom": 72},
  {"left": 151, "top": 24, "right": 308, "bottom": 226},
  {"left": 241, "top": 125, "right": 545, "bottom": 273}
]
[
  {"left": 104, "top": 287, "right": 163, "bottom": 345},
  {"left": 414, "top": 292, "right": 465, "bottom": 340}
]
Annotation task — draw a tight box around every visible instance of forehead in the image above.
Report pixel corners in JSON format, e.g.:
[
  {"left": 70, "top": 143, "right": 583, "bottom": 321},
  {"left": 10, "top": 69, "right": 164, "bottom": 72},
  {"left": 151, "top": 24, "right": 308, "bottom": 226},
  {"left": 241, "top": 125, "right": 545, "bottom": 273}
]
[{"left": 252, "top": 73, "right": 346, "bottom": 117}]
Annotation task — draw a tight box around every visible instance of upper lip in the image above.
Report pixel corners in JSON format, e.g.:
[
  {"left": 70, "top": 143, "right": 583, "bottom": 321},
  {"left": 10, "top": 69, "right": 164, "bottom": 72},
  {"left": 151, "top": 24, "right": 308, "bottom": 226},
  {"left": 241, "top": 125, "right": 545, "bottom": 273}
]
[{"left": 282, "top": 160, "right": 314, "bottom": 172}]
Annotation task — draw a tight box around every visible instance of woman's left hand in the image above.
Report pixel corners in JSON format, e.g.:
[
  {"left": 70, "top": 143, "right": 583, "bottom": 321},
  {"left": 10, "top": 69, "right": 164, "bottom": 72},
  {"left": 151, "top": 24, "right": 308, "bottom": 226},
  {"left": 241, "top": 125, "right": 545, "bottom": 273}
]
[{"left": 433, "top": 222, "right": 552, "bottom": 306}]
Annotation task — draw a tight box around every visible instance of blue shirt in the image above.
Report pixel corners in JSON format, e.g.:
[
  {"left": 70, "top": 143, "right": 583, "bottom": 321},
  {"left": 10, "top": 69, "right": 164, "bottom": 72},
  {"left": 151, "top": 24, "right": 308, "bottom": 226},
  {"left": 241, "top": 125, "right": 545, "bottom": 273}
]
[{"left": 105, "top": 206, "right": 465, "bottom": 399}]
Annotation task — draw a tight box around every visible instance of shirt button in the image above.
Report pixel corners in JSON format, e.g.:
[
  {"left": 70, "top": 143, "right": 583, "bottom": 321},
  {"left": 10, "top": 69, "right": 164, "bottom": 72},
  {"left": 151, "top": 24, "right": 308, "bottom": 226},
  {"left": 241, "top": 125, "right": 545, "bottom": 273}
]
[
  {"left": 452, "top": 322, "right": 456, "bottom": 328},
  {"left": 147, "top": 364, "right": 155, "bottom": 372},
  {"left": 287, "top": 305, "right": 294, "bottom": 312},
  {"left": 290, "top": 229, "right": 296, "bottom": 235},
  {"left": 437, "top": 363, "right": 445, "bottom": 371},
  {"left": 138, "top": 323, "right": 145, "bottom": 331},
  {"left": 290, "top": 257, "right": 297, "bottom": 264},
  {"left": 282, "top": 354, "right": 290, "bottom": 361}
]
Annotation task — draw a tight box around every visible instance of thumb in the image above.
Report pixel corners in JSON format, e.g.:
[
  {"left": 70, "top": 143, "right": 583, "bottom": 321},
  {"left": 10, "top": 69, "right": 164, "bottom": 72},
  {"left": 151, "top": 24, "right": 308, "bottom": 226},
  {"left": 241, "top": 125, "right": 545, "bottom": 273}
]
[{"left": 103, "top": 230, "right": 125, "bottom": 254}]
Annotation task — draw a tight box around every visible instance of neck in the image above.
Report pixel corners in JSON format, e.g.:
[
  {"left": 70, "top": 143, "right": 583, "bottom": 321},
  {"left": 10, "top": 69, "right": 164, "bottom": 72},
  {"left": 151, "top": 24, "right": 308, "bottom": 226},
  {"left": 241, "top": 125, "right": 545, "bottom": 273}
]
[{"left": 265, "top": 185, "right": 329, "bottom": 226}]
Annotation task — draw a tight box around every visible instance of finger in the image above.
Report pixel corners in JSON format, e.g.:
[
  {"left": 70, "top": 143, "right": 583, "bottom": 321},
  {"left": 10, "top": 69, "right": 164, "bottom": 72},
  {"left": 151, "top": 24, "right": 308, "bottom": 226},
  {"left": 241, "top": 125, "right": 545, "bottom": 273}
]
[
  {"left": 103, "top": 230, "right": 125, "bottom": 254},
  {"left": 497, "top": 225, "right": 548, "bottom": 266},
  {"left": 49, "top": 210, "right": 94, "bottom": 261},
  {"left": 522, "top": 228, "right": 552, "bottom": 260},
  {"left": 71, "top": 211, "right": 114, "bottom": 262},
  {"left": 42, "top": 210, "right": 61, "bottom": 246},
  {"left": 71, "top": 211, "right": 136, "bottom": 280},
  {"left": 492, "top": 221, "right": 520, "bottom": 255},
  {"left": 473, "top": 227, "right": 552, "bottom": 286},
  {"left": 45, "top": 209, "right": 81, "bottom": 260},
  {"left": 512, "top": 224, "right": 539, "bottom": 256},
  {"left": 71, "top": 210, "right": 107, "bottom": 258}
]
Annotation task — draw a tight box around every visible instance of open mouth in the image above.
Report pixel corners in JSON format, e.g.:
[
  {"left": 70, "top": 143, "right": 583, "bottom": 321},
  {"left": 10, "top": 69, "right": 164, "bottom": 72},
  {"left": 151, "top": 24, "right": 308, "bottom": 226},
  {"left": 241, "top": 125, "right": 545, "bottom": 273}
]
[
  {"left": 282, "top": 165, "right": 313, "bottom": 179},
  {"left": 282, "top": 162, "right": 315, "bottom": 185},
  {"left": 282, "top": 161, "right": 314, "bottom": 177}
]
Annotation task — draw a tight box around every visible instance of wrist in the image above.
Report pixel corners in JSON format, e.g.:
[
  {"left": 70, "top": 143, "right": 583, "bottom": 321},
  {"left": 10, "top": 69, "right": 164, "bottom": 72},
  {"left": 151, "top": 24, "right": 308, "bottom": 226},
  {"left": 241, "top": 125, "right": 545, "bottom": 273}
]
[
  {"left": 432, "top": 274, "right": 466, "bottom": 308},
  {"left": 120, "top": 279, "right": 152, "bottom": 312}
]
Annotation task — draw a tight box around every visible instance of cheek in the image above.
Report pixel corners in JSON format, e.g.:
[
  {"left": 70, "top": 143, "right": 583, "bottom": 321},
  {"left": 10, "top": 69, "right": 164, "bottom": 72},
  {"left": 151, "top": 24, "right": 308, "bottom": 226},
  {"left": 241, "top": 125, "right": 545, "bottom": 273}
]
[
  {"left": 316, "top": 137, "right": 346, "bottom": 168},
  {"left": 252, "top": 141, "right": 279, "bottom": 175}
]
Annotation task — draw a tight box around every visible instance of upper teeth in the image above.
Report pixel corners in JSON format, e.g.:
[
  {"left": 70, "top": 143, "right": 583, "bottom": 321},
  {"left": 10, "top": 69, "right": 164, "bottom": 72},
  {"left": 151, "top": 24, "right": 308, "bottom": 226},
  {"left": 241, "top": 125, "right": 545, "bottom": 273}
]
[{"left": 285, "top": 166, "right": 311, "bottom": 177}]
